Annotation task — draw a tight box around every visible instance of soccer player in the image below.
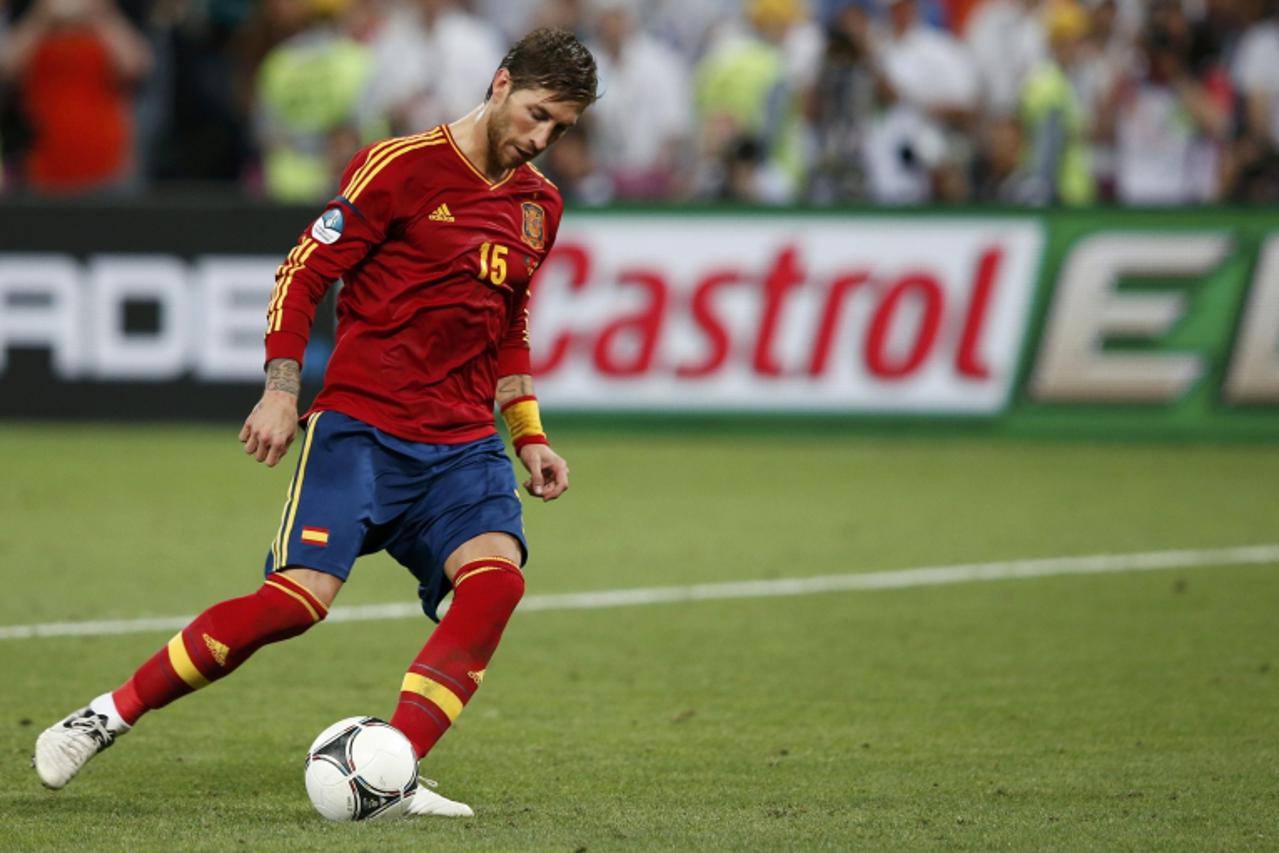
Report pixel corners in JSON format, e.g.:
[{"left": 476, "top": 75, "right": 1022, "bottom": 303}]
[{"left": 32, "top": 28, "right": 597, "bottom": 818}]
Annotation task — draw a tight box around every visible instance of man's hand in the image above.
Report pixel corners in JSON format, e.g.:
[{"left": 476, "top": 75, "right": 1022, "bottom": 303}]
[
  {"left": 518, "top": 443, "right": 569, "bottom": 502},
  {"left": 239, "top": 358, "right": 301, "bottom": 467}
]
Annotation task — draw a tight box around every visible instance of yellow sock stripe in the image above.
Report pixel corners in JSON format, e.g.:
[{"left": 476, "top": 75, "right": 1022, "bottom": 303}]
[
  {"left": 269, "top": 239, "right": 319, "bottom": 332},
  {"left": 346, "top": 137, "right": 448, "bottom": 202},
  {"left": 340, "top": 129, "right": 442, "bottom": 200},
  {"left": 264, "top": 578, "right": 323, "bottom": 622},
  {"left": 279, "top": 412, "right": 323, "bottom": 567},
  {"left": 401, "top": 672, "right": 465, "bottom": 722},
  {"left": 453, "top": 565, "right": 511, "bottom": 588},
  {"left": 454, "top": 556, "right": 520, "bottom": 585},
  {"left": 166, "top": 633, "right": 210, "bottom": 690}
]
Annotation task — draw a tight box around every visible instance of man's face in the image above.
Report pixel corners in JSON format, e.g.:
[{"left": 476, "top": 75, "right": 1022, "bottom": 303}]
[{"left": 486, "top": 76, "right": 587, "bottom": 171}]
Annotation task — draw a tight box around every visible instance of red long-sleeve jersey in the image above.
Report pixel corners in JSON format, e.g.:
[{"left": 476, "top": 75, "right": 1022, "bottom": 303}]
[{"left": 264, "top": 125, "right": 563, "bottom": 444}]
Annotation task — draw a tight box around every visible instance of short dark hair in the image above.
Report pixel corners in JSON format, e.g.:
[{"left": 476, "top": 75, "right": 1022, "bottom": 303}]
[{"left": 486, "top": 28, "right": 599, "bottom": 105}]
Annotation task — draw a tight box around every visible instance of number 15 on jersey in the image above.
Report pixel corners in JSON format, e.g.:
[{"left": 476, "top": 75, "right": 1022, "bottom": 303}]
[{"left": 478, "top": 242, "right": 508, "bottom": 288}]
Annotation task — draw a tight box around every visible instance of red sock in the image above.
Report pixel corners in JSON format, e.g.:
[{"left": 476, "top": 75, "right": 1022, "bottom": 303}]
[
  {"left": 390, "top": 558, "right": 525, "bottom": 758},
  {"left": 112, "top": 573, "right": 328, "bottom": 725}
]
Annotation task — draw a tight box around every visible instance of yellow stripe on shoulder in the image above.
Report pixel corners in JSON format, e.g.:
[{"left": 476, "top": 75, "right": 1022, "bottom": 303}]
[
  {"left": 346, "top": 136, "right": 447, "bottom": 202},
  {"left": 343, "top": 129, "right": 442, "bottom": 190},
  {"left": 526, "top": 162, "right": 558, "bottom": 191},
  {"left": 341, "top": 129, "right": 443, "bottom": 200},
  {"left": 340, "top": 138, "right": 403, "bottom": 197}
]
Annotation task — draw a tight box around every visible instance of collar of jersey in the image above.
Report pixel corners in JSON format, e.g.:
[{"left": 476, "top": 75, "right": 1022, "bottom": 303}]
[{"left": 442, "top": 123, "right": 516, "bottom": 191}]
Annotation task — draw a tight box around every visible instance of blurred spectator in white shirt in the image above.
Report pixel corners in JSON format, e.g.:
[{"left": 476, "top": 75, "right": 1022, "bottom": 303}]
[
  {"left": 366, "top": 0, "right": 504, "bottom": 135},
  {"left": 587, "top": 0, "right": 692, "bottom": 199},
  {"left": 1233, "top": 3, "right": 1279, "bottom": 150},
  {"left": 1072, "top": 0, "right": 1138, "bottom": 199},
  {"left": 649, "top": 0, "right": 740, "bottom": 60},
  {"left": 863, "top": 0, "right": 980, "bottom": 203},
  {"left": 1112, "top": 0, "right": 1231, "bottom": 204},
  {"left": 964, "top": 0, "right": 1046, "bottom": 116},
  {"left": 1223, "top": 1, "right": 1279, "bottom": 201}
]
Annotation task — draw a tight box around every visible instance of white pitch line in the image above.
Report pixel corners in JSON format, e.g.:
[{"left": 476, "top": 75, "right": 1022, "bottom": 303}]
[{"left": 3, "top": 544, "right": 1277, "bottom": 642}]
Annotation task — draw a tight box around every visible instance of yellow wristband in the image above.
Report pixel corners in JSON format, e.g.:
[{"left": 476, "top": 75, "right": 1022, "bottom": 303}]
[{"left": 500, "top": 396, "right": 547, "bottom": 450}]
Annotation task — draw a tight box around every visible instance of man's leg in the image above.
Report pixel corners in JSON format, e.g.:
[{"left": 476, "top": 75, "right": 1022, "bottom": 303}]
[
  {"left": 33, "top": 568, "right": 340, "bottom": 790},
  {"left": 389, "top": 532, "right": 525, "bottom": 817},
  {"left": 112, "top": 568, "right": 340, "bottom": 724}
]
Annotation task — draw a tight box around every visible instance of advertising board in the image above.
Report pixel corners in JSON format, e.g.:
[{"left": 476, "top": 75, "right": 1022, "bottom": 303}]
[{"left": 0, "top": 203, "right": 1274, "bottom": 438}]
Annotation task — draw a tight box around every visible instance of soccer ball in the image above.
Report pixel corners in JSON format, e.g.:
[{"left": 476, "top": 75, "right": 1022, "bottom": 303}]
[{"left": 304, "top": 716, "right": 418, "bottom": 821}]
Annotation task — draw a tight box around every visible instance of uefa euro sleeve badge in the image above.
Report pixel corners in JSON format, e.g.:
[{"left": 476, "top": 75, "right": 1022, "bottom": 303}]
[{"left": 311, "top": 208, "right": 345, "bottom": 245}]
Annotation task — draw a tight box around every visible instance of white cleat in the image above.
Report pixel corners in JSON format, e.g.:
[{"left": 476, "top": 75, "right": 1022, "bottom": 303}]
[
  {"left": 32, "top": 707, "right": 120, "bottom": 790},
  {"left": 404, "top": 779, "right": 474, "bottom": 818}
]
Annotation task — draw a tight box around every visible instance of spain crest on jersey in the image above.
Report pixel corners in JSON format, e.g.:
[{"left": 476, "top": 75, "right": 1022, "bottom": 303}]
[{"left": 520, "top": 202, "right": 545, "bottom": 251}]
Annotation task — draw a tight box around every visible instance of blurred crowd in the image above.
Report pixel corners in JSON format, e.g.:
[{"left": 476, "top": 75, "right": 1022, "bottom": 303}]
[{"left": 1, "top": 0, "right": 1278, "bottom": 205}]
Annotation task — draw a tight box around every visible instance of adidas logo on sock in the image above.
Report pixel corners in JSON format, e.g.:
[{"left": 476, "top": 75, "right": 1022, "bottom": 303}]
[
  {"left": 203, "top": 633, "right": 230, "bottom": 667},
  {"left": 429, "top": 203, "right": 455, "bottom": 222}
]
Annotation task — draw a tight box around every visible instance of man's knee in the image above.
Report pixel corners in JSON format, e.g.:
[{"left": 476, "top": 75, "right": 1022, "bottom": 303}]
[
  {"left": 452, "top": 556, "right": 525, "bottom": 615},
  {"left": 275, "top": 567, "right": 343, "bottom": 610},
  {"left": 443, "top": 532, "right": 523, "bottom": 582}
]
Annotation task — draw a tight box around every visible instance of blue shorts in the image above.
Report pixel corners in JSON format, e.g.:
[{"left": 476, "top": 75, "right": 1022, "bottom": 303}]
[{"left": 264, "top": 410, "right": 526, "bottom": 621}]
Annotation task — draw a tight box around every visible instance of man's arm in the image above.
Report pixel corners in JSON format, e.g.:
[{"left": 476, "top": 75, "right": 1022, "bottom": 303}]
[
  {"left": 245, "top": 141, "right": 413, "bottom": 464},
  {"left": 497, "top": 373, "right": 569, "bottom": 502},
  {"left": 239, "top": 358, "right": 301, "bottom": 467},
  {"left": 495, "top": 373, "right": 534, "bottom": 408}
]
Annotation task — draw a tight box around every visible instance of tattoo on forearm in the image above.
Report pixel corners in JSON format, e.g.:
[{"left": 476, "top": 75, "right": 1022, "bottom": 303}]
[
  {"left": 495, "top": 373, "right": 534, "bottom": 406},
  {"left": 265, "top": 358, "right": 301, "bottom": 396}
]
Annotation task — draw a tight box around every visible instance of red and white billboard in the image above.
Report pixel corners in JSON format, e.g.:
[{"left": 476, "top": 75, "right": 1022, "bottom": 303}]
[{"left": 529, "top": 216, "right": 1044, "bottom": 413}]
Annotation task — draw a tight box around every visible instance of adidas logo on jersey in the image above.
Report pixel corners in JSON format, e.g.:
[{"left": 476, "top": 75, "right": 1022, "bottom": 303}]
[{"left": 429, "top": 203, "right": 455, "bottom": 222}]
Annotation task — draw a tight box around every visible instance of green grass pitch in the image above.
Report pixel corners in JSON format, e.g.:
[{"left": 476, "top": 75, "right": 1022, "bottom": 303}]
[{"left": 1, "top": 423, "right": 1277, "bottom": 850}]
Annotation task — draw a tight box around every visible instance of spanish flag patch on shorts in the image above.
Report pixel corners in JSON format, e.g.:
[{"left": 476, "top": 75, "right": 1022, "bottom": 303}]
[{"left": 300, "top": 526, "right": 330, "bottom": 546}]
